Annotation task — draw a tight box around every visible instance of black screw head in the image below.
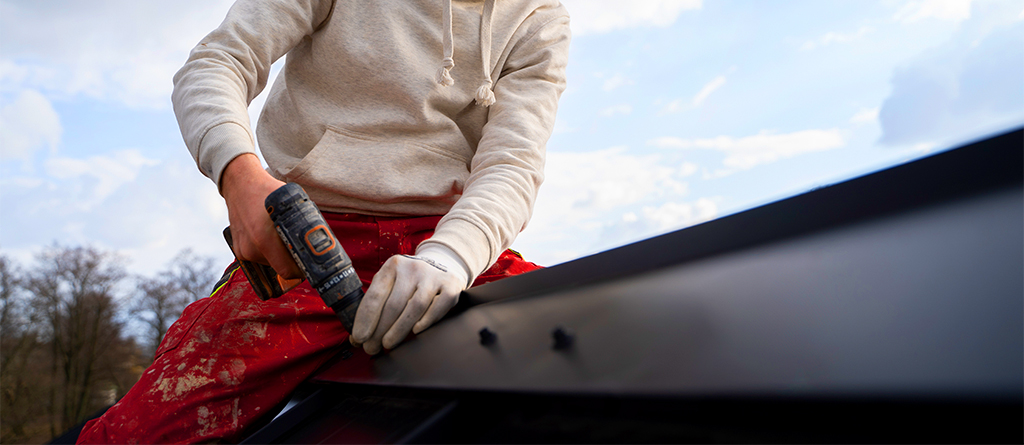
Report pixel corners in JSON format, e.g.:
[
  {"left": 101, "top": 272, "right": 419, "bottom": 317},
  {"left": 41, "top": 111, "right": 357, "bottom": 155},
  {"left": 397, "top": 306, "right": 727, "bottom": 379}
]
[
  {"left": 340, "top": 348, "right": 354, "bottom": 360},
  {"left": 479, "top": 327, "right": 497, "bottom": 346},
  {"left": 552, "top": 326, "right": 574, "bottom": 350}
]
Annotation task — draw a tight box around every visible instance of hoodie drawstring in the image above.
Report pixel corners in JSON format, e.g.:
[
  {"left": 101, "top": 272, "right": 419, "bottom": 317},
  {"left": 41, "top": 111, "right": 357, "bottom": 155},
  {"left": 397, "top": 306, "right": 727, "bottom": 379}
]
[
  {"left": 475, "top": 0, "right": 496, "bottom": 106},
  {"left": 437, "top": 0, "right": 497, "bottom": 107},
  {"left": 437, "top": 0, "right": 455, "bottom": 86}
]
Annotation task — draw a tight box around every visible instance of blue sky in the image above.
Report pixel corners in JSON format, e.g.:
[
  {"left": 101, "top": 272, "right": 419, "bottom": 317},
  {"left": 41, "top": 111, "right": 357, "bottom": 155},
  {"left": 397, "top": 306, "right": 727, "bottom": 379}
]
[{"left": 1, "top": 0, "right": 1022, "bottom": 277}]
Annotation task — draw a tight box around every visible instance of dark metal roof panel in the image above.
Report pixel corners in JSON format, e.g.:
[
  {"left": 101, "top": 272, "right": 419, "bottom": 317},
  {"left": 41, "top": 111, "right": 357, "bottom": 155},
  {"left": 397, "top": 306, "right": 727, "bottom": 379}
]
[{"left": 312, "top": 128, "right": 1023, "bottom": 400}]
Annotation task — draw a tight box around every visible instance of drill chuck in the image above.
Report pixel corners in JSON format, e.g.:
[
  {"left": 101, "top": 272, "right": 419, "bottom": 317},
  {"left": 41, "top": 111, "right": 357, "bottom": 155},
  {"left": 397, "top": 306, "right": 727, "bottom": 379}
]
[{"left": 264, "top": 183, "right": 364, "bottom": 332}]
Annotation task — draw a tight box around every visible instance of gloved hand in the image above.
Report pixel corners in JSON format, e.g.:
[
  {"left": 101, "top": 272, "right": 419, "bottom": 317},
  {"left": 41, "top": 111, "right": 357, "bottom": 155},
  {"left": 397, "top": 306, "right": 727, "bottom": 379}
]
[{"left": 350, "top": 245, "right": 471, "bottom": 354}]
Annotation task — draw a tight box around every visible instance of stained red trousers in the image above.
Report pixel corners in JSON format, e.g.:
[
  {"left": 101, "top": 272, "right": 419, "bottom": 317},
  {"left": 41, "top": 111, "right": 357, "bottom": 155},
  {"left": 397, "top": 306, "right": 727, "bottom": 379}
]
[{"left": 77, "top": 213, "right": 540, "bottom": 444}]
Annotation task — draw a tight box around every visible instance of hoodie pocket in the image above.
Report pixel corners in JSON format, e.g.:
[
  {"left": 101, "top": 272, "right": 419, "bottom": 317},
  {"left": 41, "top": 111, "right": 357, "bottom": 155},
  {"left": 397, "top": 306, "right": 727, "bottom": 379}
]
[{"left": 283, "top": 126, "right": 471, "bottom": 205}]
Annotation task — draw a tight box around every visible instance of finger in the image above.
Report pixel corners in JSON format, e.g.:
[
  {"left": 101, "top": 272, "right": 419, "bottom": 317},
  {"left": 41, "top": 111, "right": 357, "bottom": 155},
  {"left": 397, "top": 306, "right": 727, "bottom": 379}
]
[
  {"left": 412, "top": 283, "right": 460, "bottom": 335},
  {"left": 244, "top": 207, "right": 293, "bottom": 272},
  {"left": 230, "top": 210, "right": 303, "bottom": 280},
  {"left": 367, "top": 270, "right": 418, "bottom": 347},
  {"left": 232, "top": 226, "right": 268, "bottom": 265},
  {"left": 352, "top": 262, "right": 397, "bottom": 343},
  {"left": 260, "top": 233, "right": 303, "bottom": 280},
  {"left": 382, "top": 283, "right": 437, "bottom": 349},
  {"left": 362, "top": 338, "right": 382, "bottom": 355}
]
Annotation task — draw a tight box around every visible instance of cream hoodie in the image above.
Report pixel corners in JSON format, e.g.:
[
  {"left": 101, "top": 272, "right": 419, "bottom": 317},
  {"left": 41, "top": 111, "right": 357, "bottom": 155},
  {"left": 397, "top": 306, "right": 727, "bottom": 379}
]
[{"left": 172, "top": 0, "right": 570, "bottom": 278}]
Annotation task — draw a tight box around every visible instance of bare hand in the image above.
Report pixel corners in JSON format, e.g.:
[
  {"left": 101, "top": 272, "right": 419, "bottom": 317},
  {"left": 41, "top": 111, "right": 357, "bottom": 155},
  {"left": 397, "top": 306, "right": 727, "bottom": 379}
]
[{"left": 220, "top": 153, "right": 303, "bottom": 279}]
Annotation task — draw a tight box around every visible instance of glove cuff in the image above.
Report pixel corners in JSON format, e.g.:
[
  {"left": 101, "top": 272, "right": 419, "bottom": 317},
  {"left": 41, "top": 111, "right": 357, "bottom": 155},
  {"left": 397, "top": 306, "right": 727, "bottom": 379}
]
[{"left": 417, "top": 244, "right": 472, "bottom": 287}]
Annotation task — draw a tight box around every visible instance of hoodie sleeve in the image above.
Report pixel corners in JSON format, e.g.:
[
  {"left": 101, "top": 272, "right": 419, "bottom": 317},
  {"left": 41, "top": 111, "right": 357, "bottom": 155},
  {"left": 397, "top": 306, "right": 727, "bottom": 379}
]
[
  {"left": 419, "top": 7, "right": 571, "bottom": 279},
  {"left": 172, "top": 0, "right": 335, "bottom": 189}
]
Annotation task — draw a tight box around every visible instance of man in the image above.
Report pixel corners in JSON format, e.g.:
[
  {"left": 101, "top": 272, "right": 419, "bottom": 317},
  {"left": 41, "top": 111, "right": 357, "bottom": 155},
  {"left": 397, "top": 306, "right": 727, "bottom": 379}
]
[{"left": 77, "top": 0, "right": 569, "bottom": 442}]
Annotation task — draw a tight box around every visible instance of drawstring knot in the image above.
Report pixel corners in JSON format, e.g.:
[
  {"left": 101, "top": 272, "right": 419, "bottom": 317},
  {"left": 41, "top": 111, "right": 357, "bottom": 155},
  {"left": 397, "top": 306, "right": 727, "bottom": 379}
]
[
  {"left": 436, "top": 57, "right": 455, "bottom": 86},
  {"left": 475, "top": 82, "right": 495, "bottom": 107}
]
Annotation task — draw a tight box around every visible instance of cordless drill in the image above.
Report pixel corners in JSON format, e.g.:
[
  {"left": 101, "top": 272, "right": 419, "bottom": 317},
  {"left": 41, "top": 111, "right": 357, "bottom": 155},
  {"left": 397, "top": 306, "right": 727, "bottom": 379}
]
[{"left": 223, "top": 183, "right": 364, "bottom": 333}]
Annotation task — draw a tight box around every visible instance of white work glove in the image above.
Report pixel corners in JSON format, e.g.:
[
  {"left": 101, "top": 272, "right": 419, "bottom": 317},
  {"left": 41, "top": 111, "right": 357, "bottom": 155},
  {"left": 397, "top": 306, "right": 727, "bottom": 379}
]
[{"left": 349, "top": 245, "right": 471, "bottom": 354}]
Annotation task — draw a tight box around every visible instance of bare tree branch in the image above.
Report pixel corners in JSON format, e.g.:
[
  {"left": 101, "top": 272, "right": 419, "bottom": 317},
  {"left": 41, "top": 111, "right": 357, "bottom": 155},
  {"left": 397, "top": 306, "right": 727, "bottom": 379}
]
[{"left": 21, "top": 245, "right": 136, "bottom": 433}]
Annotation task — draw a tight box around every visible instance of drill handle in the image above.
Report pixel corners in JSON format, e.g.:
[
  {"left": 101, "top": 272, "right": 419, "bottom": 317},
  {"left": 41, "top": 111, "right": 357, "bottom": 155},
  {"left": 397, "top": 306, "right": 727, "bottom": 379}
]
[{"left": 222, "top": 227, "right": 303, "bottom": 301}]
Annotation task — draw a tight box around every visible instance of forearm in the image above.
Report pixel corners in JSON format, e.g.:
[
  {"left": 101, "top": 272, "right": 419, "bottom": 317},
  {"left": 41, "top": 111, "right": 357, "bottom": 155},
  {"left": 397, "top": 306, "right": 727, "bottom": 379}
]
[
  {"left": 172, "top": 0, "right": 335, "bottom": 188},
  {"left": 418, "top": 12, "right": 571, "bottom": 279}
]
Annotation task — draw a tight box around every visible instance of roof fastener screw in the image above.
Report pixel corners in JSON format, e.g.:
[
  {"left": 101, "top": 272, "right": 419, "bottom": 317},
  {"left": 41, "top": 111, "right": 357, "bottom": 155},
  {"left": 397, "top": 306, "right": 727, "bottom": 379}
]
[
  {"left": 552, "top": 326, "right": 574, "bottom": 350},
  {"left": 340, "top": 349, "right": 354, "bottom": 360},
  {"left": 479, "top": 327, "right": 497, "bottom": 346}
]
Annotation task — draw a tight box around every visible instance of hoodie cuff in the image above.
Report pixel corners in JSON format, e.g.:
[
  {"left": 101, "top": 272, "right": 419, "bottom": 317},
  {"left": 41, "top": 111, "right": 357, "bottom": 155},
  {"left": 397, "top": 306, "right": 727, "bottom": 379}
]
[
  {"left": 199, "top": 122, "right": 256, "bottom": 190},
  {"left": 417, "top": 244, "right": 471, "bottom": 287},
  {"left": 418, "top": 218, "right": 493, "bottom": 283}
]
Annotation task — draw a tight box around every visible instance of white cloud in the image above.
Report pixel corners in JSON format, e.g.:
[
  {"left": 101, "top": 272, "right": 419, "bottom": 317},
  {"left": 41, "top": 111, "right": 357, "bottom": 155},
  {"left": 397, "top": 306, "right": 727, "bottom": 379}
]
[
  {"left": 801, "top": 26, "right": 874, "bottom": 51},
  {"left": 894, "top": 0, "right": 973, "bottom": 24},
  {"left": 0, "top": 60, "right": 57, "bottom": 94},
  {"left": 692, "top": 75, "right": 726, "bottom": 107},
  {"left": 0, "top": 0, "right": 235, "bottom": 109},
  {"left": 514, "top": 146, "right": 695, "bottom": 264},
  {"left": 850, "top": 107, "right": 880, "bottom": 124},
  {"left": 581, "top": 196, "right": 719, "bottom": 257},
  {"left": 641, "top": 199, "right": 717, "bottom": 231},
  {"left": 661, "top": 72, "right": 730, "bottom": 113},
  {"left": 649, "top": 129, "right": 845, "bottom": 170},
  {"left": 43, "top": 150, "right": 160, "bottom": 209},
  {"left": 878, "top": 19, "right": 1024, "bottom": 145},
  {"left": 0, "top": 89, "right": 61, "bottom": 161},
  {"left": 2, "top": 157, "right": 232, "bottom": 277},
  {"left": 561, "top": 0, "right": 702, "bottom": 35},
  {"left": 679, "top": 162, "right": 699, "bottom": 177},
  {"left": 602, "top": 73, "right": 633, "bottom": 92},
  {"left": 659, "top": 98, "right": 685, "bottom": 114},
  {"left": 599, "top": 104, "right": 633, "bottom": 117},
  {"left": 552, "top": 118, "right": 578, "bottom": 135},
  {"left": 541, "top": 147, "right": 688, "bottom": 216},
  {"left": 912, "top": 142, "right": 938, "bottom": 152}
]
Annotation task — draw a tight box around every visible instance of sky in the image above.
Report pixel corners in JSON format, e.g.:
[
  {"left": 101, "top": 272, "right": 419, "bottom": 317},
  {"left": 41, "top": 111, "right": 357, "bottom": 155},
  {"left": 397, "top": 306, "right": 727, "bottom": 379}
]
[{"left": 1, "top": 0, "right": 1022, "bottom": 278}]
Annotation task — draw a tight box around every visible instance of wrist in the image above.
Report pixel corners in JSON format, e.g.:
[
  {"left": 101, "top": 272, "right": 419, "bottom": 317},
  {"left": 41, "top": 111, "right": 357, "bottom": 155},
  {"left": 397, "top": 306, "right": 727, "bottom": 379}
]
[
  {"left": 221, "top": 153, "right": 274, "bottom": 201},
  {"left": 417, "top": 245, "right": 471, "bottom": 287}
]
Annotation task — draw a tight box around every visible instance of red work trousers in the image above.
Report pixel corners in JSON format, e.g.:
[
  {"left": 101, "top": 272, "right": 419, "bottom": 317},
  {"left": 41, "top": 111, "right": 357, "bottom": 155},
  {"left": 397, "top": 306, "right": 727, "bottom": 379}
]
[{"left": 77, "top": 213, "right": 540, "bottom": 444}]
